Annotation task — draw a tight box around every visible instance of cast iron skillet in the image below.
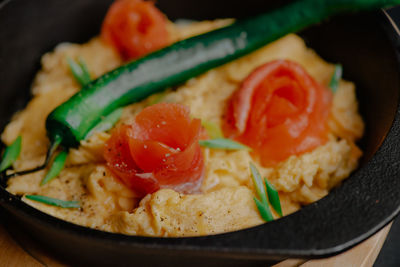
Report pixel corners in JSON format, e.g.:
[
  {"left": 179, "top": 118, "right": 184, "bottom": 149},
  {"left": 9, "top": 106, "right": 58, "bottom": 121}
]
[{"left": 1, "top": 0, "right": 400, "bottom": 266}]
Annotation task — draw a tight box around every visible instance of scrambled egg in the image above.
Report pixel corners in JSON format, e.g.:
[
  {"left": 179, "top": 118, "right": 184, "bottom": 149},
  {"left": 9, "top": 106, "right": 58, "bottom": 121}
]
[{"left": 2, "top": 20, "right": 364, "bottom": 237}]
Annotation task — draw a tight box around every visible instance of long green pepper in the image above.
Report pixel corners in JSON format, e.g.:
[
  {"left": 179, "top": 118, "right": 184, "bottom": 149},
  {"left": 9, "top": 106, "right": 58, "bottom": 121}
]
[{"left": 46, "top": 0, "right": 400, "bottom": 150}]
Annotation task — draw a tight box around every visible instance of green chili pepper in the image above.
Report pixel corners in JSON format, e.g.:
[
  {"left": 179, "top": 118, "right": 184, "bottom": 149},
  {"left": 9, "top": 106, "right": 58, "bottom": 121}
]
[
  {"left": 69, "top": 61, "right": 123, "bottom": 138},
  {"left": 46, "top": 0, "right": 399, "bottom": 150},
  {"left": 0, "top": 136, "right": 22, "bottom": 172},
  {"left": 25, "top": 195, "right": 80, "bottom": 209},
  {"left": 7, "top": 0, "right": 395, "bottom": 177},
  {"left": 41, "top": 150, "right": 68, "bottom": 186},
  {"left": 85, "top": 108, "right": 123, "bottom": 139},
  {"left": 329, "top": 64, "right": 343, "bottom": 93},
  {"left": 199, "top": 138, "right": 251, "bottom": 151}
]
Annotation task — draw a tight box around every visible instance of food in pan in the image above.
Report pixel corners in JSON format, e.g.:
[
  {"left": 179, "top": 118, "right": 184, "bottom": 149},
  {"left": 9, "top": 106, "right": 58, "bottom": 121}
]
[{"left": 2, "top": 0, "right": 397, "bottom": 237}]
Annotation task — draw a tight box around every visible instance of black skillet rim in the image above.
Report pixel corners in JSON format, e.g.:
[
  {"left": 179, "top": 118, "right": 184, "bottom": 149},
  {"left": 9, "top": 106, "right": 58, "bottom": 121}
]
[{"left": 0, "top": 1, "right": 400, "bottom": 261}]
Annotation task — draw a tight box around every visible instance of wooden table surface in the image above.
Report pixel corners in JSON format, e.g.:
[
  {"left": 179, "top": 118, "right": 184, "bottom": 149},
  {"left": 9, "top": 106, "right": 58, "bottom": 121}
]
[{"left": 0, "top": 220, "right": 392, "bottom": 267}]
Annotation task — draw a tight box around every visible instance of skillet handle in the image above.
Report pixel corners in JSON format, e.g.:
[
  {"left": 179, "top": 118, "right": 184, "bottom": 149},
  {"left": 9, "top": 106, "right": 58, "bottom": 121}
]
[{"left": 383, "top": 6, "right": 400, "bottom": 36}]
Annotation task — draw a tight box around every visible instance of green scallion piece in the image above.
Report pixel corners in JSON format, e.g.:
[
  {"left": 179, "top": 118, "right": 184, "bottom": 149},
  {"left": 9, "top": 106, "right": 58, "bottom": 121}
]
[
  {"left": 329, "top": 64, "right": 342, "bottom": 93},
  {"left": 85, "top": 108, "right": 123, "bottom": 139},
  {"left": 0, "top": 136, "right": 22, "bottom": 172},
  {"left": 40, "top": 150, "right": 68, "bottom": 185},
  {"left": 201, "top": 120, "right": 224, "bottom": 139},
  {"left": 67, "top": 57, "right": 91, "bottom": 86},
  {"left": 254, "top": 197, "right": 274, "bottom": 222},
  {"left": 265, "top": 178, "right": 282, "bottom": 216},
  {"left": 199, "top": 138, "right": 251, "bottom": 151},
  {"left": 25, "top": 195, "right": 80, "bottom": 208},
  {"left": 250, "top": 163, "right": 274, "bottom": 222},
  {"left": 250, "top": 163, "right": 268, "bottom": 204}
]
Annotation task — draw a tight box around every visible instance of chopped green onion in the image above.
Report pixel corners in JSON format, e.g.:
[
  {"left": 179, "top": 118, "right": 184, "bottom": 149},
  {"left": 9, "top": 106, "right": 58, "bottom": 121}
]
[
  {"left": 199, "top": 138, "right": 251, "bottom": 151},
  {"left": 250, "top": 164, "right": 273, "bottom": 222},
  {"left": 329, "top": 64, "right": 342, "bottom": 93},
  {"left": 0, "top": 136, "right": 22, "bottom": 172},
  {"left": 254, "top": 197, "right": 273, "bottom": 222},
  {"left": 25, "top": 195, "right": 80, "bottom": 208},
  {"left": 201, "top": 120, "right": 224, "bottom": 139},
  {"left": 250, "top": 163, "right": 268, "bottom": 204},
  {"left": 67, "top": 57, "right": 91, "bottom": 86},
  {"left": 41, "top": 151, "right": 68, "bottom": 186},
  {"left": 85, "top": 108, "right": 123, "bottom": 139},
  {"left": 148, "top": 92, "right": 167, "bottom": 106},
  {"left": 265, "top": 178, "right": 282, "bottom": 216},
  {"left": 48, "top": 134, "right": 62, "bottom": 159}
]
